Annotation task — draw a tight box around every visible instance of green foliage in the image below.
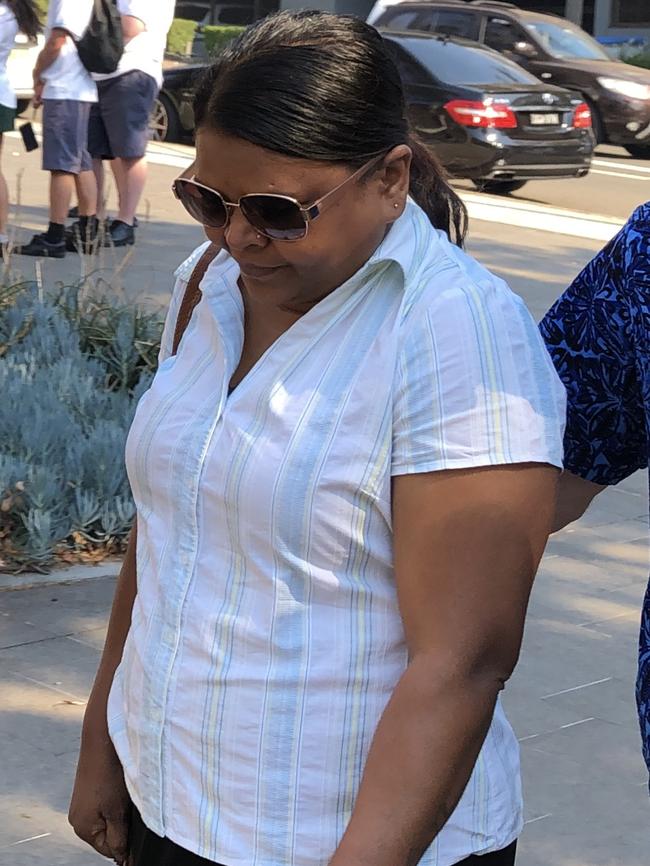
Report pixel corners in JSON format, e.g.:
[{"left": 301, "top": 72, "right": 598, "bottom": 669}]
[
  {"left": 202, "top": 25, "right": 245, "bottom": 58},
  {"left": 166, "top": 17, "right": 199, "bottom": 57},
  {"left": 625, "top": 53, "right": 650, "bottom": 69},
  {"left": 0, "top": 281, "right": 164, "bottom": 572}
]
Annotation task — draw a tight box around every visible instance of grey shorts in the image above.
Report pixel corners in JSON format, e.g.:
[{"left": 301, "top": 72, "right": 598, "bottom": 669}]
[
  {"left": 42, "top": 99, "right": 92, "bottom": 174},
  {"left": 88, "top": 70, "right": 158, "bottom": 160}
]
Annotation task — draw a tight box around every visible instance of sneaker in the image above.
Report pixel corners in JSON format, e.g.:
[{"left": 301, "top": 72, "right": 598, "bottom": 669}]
[
  {"left": 15, "top": 233, "right": 66, "bottom": 258},
  {"left": 65, "top": 218, "right": 100, "bottom": 254},
  {"left": 105, "top": 219, "right": 135, "bottom": 248},
  {"left": 70, "top": 204, "right": 139, "bottom": 227}
]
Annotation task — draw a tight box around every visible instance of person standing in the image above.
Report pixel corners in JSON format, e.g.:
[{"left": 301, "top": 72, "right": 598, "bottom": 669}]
[
  {"left": 69, "top": 12, "right": 565, "bottom": 866},
  {"left": 89, "top": 0, "right": 175, "bottom": 247},
  {"left": 15, "top": 0, "right": 97, "bottom": 258},
  {"left": 0, "top": 1, "right": 40, "bottom": 255},
  {"left": 541, "top": 202, "right": 650, "bottom": 780}
]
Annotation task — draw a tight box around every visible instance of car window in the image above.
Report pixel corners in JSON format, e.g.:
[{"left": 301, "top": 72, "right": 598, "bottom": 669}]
[
  {"left": 426, "top": 10, "right": 480, "bottom": 40},
  {"left": 175, "top": 2, "right": 210, "bottom": 22},
  {"left": 484, "top": 16, "right": 528, "bottom": 52},
  {"left": 524, "top": 19, "right": 610, "bottom": 60},
  {"left": 383, "top": 39, "right": 432, "bottom": 86},
  {"left": 381, "top": 8, "right": 426, "bottom": 30},
  {"left": 396, "top": 36, "right": 541, "bottom": 85}
]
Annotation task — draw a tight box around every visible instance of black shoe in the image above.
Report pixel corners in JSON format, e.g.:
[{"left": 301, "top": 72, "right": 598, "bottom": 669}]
[
  {"left": 68, "top": 205, "right": 79, "bottom": 219},
  {"left": 15, "top": 233, "right": 66, "bottom": 258},
  {"left": 65, "top": 218, "right": 100, "bottom": 254},
  {"left": 105, "top": 219, "right": 135, "bottom": 247}
]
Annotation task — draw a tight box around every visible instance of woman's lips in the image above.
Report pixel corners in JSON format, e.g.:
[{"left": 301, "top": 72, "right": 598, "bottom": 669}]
[{"left": 237, "top": 262, "right": 286, "bottom": 279}]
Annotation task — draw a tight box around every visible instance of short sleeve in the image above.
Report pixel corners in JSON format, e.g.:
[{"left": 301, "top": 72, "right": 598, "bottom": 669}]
[
  {"left": 540, "top": 213, "right": 648, "bottom": 486},
  {"left": 51, "top": 0, "right": 94, "bottom": 39},
  {"left": 392, "top": 274, "right": 566, "bottom": 476},
  {"left": 158, "top": 242, "right": 212, "bottom": 364}
]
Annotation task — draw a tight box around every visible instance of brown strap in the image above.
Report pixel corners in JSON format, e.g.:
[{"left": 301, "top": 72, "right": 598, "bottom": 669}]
[{"left": 171, "top": 243, "right": 220, "bottom": 356}]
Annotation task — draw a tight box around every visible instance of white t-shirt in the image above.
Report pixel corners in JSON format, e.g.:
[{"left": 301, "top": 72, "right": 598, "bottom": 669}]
[
  {"left": 0, "top": 3, "right": 18, "bottom": 109},
  {"left": 42, "top": 0, "right": 96, "bottom": 102},
  {"left": 108, "top": 200, "right": 566, "bottom": 866},
  {"left": 94, "top": 0, "right": 175, "bottom": 89}
]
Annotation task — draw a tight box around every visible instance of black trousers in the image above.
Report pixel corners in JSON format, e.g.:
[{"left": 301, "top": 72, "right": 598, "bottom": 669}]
[{"left": 129, "top": 807, "right": 517, "bottom": 866}]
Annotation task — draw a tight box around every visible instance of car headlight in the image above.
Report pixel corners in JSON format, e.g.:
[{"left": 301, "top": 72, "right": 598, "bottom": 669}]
[{"left": 597, "top": 77, "right": 650, "bottom": 100}]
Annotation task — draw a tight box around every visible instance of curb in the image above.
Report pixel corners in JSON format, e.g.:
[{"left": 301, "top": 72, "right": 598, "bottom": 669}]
[{"left": 0, "top": 561, "right": 121, "bottom": 592}]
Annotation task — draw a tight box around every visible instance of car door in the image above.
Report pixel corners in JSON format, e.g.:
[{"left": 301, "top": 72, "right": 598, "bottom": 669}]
[
  {"left": 423, "top": 8, "right": 481, "bottom": 40},
  {"left": 482, "top": 15, "right": 554, "bottom": 82}
]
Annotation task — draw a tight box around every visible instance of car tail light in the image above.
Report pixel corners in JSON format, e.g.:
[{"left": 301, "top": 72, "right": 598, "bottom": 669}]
[
  {"left": 572, "top": 102, "right": 592, "bottom": 129},
  {"left": 444, "top": 99, "right": 517, "bottom": 129}
]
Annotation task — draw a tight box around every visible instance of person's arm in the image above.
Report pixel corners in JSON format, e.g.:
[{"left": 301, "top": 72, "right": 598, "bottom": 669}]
[
  {"left": 330, "top": 463, "right": 557, "bottom": 866},
  {"left": 32, "top": 27, "right": 68, "bottom": 84},
  {"left": 121, "top": 14, "right": 145, "bottom": 43},
  {"left": 541, "top": 206, "right": 649, "bottom": 533},
  {"left": 553, "top": 471, "right": 605, "bottom": 532},
  {"left": 68, "top": 525, "right": 137, "bottom": 866}
]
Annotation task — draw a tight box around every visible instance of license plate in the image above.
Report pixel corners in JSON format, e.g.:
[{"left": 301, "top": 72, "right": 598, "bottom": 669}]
[{"left": 530, "top": 112, "right": 560, "bottom": 125}]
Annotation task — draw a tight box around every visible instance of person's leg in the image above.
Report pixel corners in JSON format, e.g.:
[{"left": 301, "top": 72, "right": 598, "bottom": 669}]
[
  {"left": 115, "top": 155, "right": 147, "bottom": 226},
  {"left": 76, "top": 168, "right": 97, "bottom": 217},
  {"left": 50, "top": 171, "right": 76, "bottom": 224},
  {"left": 129, "top": 805, "right": 222, "bottom": 866},
  {"left": 87, "top": 95, "right": 112, "bottom": 221},
  {"left": 101, "top": 71, "right": 158, "bottom": 244},
  {"left": 0, "top": 133, "right": 7, "bottom": 243},
  {"left": 93, "top": 158, "right": 107, "bottom": 220}
]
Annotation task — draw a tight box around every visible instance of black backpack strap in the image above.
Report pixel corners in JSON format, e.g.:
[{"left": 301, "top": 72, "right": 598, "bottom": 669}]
[{"left": 171, "top": 244, "right": 219, "bottom": 356}]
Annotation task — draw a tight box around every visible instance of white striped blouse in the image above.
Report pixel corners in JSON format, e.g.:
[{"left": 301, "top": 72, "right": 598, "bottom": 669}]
[{"left": 108, "top": 200, "right": 566, "bottom": 866}]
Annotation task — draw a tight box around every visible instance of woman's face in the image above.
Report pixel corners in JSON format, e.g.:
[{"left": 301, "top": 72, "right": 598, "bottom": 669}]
[{"left": 194, "top": 128, "right": 411, "bottom": 307}]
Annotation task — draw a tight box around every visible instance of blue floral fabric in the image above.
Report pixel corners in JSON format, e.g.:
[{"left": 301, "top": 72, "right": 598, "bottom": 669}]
[{"left": 540, "top": 203, "right": 650, "bottom": 772}]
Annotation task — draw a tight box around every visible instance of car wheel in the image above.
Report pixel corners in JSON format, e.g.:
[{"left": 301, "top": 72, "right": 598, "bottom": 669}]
[
  {"left": 474, "top": 179, "right": 527, "bottom": 195},
  {"left": 149, "top": 93, "right": 180, "bottom": 143},
  {"left": 625, "top": 143, "right": 650, "bottom": 160}
]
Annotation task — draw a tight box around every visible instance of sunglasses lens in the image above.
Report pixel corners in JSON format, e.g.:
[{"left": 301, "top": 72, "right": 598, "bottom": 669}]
[
  {"left": 241, "top": 195, "right": 307, "bottom": 240},
  {"left": 175, "top": 179, "right": 227, "bottom": 229}
]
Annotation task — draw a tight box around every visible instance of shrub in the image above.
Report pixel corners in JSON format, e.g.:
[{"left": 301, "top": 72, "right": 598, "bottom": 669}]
[
  {"left": 166, "top": 17, "right": 199, "bottom": 57},
  {"left": 626, "top": 53, "right": 650, "bottom": 69},
  {"left": 202, "top": 25, "right": 245, "bottom": 58},
  {"left": 0, "top": 280, "right": 164, "bottom": 572}
]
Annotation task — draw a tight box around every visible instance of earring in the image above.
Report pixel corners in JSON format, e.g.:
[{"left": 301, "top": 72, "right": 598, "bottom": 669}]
[{"left": 256, "top": 232, "right": 262, "bottom": 239}]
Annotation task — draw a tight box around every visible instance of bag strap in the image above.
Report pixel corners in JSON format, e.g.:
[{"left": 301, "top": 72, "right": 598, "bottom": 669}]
[{"left": 171, "top": 244, "right": 219, "bottom": 356}]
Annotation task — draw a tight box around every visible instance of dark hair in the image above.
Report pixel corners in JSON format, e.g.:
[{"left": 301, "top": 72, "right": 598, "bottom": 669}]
[
  {"left": 7, "top": 0, "right": 41, "bottom": 41},
  {"left": 194, "top": 10, "right": 467, "bottom": 246}
]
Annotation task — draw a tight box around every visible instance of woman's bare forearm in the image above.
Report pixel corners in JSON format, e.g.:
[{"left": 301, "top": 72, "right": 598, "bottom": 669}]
[{"left": 329, "top": 657, "right": 501, "bottom": 866}]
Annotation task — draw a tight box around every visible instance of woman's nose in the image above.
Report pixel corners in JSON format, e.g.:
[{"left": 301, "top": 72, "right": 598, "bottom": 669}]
[{"left": 225, "top": 206, "right": 267, "bottom": 250}]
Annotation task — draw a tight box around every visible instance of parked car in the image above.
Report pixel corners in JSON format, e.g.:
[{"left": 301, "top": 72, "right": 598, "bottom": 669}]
[
  {"left": 373, "top": 0, "right": 650, "bottom": 158},
  {"left": 151, "top": 32, "right": 594, "bottom": 195},
  {"left": 384, "top": 31, "right": 593, "bottom": 193},
  {"left": 7, "top": 32, "right": 44, "bottom": 115},
  {"left": 150, "top": 64, "right": 205, "bottom": 143},
  {"left": 175, "top": 1, "right": 255, "bottom": 27}
]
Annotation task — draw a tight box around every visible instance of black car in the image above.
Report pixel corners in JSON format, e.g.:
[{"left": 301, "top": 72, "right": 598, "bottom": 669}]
[
  {"left": 373, "top": 0, "right": 650, "bottom": 158},
  {"left": 150, "top": 64, "right": 205, "bottom": 143},
  {"left": 383, "top": 31, "right": 593, "bottom": 192},
  {"left": 152, "top": 33, "right": 593, "bottom": 194}
]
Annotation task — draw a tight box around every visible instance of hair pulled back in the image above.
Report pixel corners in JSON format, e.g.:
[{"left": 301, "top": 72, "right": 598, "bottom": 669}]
[
  {"left": 194, "top": 10, "right": 467, "bottom": 246},
  {"left": 7, "top": 0, "right": 41, "bottom": 42}
]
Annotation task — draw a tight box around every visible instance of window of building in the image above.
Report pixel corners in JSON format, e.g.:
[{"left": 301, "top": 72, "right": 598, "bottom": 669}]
[{"left": 612, "top": 0, "right": 650, "bottom": 26}]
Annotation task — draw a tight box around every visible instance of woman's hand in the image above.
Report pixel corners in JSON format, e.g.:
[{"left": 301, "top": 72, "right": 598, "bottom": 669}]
[{"left": 68, "top": 713, "right": 131, "bottom": 865}]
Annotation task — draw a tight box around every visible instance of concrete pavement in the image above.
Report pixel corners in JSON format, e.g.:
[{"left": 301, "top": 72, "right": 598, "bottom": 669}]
[{"left": 1, "top": 142, "right": 649, "bottom": 865}]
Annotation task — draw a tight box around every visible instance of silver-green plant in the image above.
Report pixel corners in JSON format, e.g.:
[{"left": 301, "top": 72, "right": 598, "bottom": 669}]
[{"left": 0, "top": 280, "right": 163, "bottom": 572}]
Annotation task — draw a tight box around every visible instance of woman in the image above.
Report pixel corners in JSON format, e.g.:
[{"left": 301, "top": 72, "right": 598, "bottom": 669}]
[
  {"left": 69, "top": 12, "right": 565, "bottom": 866},
  {"left": 0, "top": 1, "right": 40, "bottom": 253}
]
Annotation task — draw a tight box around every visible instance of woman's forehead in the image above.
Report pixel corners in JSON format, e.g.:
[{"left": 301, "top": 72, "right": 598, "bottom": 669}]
[{"left": 195, "top": 128, "right": 352, "bottom": 200}]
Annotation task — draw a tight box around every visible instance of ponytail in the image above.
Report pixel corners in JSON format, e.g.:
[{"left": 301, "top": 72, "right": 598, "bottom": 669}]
[
  {"left": 407, "top": 134, "right": 468, "bottom": 247},
  {"left": 7, "top": 0, "right": 41, "bottom": 42}
]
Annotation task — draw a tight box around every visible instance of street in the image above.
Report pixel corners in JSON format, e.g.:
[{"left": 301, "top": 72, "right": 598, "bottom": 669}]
[{"left": 0, "top": 136, "right": 649, "bottom": 866}]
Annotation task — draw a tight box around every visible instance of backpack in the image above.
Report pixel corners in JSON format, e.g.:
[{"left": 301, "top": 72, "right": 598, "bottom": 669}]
[{"left": 75, "top": 0, "right": 124, "bottom": 75}]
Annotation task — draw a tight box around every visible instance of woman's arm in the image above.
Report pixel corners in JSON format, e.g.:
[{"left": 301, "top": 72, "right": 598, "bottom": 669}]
[
  {"left": 68, "top": 524, "right": 138, "bottom": 865},
  {"left": 553, "top": 471, "right": 604, "bottom": 532},
  {"left": 329, "top": 463, "right": 557, "bottom": 866}
]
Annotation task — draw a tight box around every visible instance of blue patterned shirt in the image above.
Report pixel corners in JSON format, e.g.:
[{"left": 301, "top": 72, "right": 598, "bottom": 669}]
[{"left": 540, "top": 203, "right": 650, "bottom": 772}]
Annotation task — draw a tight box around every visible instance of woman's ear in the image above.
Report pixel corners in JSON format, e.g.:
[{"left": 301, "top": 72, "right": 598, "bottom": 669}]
[{"left": 378, "top": 144, "right": 412, "bottom": 219}]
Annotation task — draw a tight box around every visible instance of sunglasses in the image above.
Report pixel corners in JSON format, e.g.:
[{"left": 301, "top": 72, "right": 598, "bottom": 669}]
[{"left": 172, "top": 154, "right": 385, "bottom": 242}]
